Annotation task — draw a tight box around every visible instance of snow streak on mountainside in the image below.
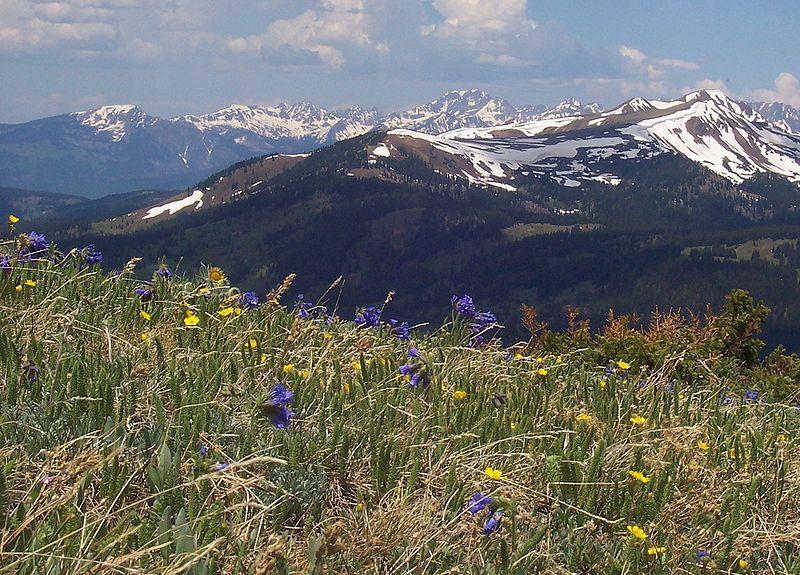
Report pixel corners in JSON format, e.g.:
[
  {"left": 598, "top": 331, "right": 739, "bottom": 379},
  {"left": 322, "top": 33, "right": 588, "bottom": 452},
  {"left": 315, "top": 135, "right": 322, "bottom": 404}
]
[
  {"left": 384, "top": 90, "right": 800, "bottom": 190},
  {"left": 751, "top": 102, "right": 800, "bottom": 134}
]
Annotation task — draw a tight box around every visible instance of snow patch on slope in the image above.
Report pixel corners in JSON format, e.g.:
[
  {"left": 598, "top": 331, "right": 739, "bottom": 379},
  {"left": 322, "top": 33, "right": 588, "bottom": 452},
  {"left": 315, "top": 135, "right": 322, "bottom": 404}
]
[{"left": 143, "top": 190, "right": 204, "bottom": 219}]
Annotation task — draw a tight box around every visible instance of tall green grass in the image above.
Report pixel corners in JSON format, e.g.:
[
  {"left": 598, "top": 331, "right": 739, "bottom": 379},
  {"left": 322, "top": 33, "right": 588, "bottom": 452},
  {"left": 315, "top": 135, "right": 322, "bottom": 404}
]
[{"left": 0, "top": 239, "right": 797, "bottom": 574}]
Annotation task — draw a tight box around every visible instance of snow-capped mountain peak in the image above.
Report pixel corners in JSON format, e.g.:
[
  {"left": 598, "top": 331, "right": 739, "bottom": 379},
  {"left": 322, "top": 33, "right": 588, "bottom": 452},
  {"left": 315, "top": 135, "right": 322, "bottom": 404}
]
[{"left": 74, "top": 104, "right": 156, "bottom": 142}]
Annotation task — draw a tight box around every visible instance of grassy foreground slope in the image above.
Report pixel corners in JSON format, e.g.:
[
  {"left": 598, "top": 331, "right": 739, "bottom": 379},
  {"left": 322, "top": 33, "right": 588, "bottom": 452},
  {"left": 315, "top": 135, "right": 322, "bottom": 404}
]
[{"left": 0, "top": 234, "right": 798, "bottom": 574}]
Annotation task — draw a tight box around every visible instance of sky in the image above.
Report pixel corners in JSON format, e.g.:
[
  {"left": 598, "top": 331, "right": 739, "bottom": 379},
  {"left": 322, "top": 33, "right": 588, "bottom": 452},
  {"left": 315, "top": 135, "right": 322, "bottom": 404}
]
[{"left": 1, "top": 0, "right": 799, "bottom": 122}]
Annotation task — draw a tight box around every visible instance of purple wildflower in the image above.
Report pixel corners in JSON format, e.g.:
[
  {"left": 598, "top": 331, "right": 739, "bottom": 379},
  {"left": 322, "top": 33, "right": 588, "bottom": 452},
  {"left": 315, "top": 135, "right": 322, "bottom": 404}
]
[
  {"left": 135, "top": 286, "right": 153, "bottom": 302},
  {"left": 81, "top": 244, "right": 103, "bottom": 265},
  {"left": 155, "top": 265, "right": 172, "bottom": 279},
  {"left": 468, "top": 492, "right": 494, "bottom": 515},
  {"left": 355, "top": 306, "right": 381, "bottom": 329},
  {"left": 214, "top": 462, "right": 230, "bottom": 472},
  {"left": 0, "top": 255, "right": 11, "bottom": 272},
  {"left": 240, "top": 291, "right": 259, "bottom": 309},
  {"left": 696, "top": 549, "right": 711, "bottom": 563},
  {"left": 389, "top": 319, "right": 410, "bottom": 341},
  {"left": 199, "top": 443, "right": 208, "bottom": 457},
  {"left": 22, "top": 359, "right": 39, "bottom": 383},
  {"left": 452, "top": 294, "right": 476, "bottom": 318},
  {"left": 745, "top": 390, "right": 760, "bottom": 403},
  {"left": 264, "top": 383, "right": 295, "bottom": 429},
  {"left": 482, "top": 511, "right": 503, "bottom": 536},
  {"left": 41, "top": 474, "right": 56, "bottom": 487}
]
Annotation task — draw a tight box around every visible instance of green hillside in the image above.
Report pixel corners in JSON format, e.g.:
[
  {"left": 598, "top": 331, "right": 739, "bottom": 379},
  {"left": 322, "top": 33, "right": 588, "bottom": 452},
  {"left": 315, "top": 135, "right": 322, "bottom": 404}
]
[{"left": 0, "top": 230, "right": 798, "bottom": 573}]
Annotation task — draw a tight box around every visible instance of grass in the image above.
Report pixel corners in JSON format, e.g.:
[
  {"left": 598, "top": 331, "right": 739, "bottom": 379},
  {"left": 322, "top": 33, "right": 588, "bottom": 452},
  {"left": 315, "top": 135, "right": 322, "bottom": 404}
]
[{"left": 0, "top": 238, "right": 798, "bottom": 574}]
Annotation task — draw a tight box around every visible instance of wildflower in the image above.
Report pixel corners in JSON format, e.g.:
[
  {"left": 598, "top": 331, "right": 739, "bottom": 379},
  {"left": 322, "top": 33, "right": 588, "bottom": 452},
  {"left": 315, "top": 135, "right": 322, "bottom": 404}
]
[
  {"left": 617, "top": 360, "right": 632, "bottom": 371},
  {"left": 537, "top": 357, "right": 544, "bottom": 364},
  {"left": 452, "top": 390, "right": 468, "bottom": 400},
  {"left": 263, "top": 383, "right": 294, "bottom": 429},
  {"left": 214, "top": 462, "right": 230, "bottom": 472},
  {"left": 354, "top": 305, "right": 381, "bottom": 328},
  {"left": 22, "top": 359, "right": 39, "bottom": 383},
  {"left": 208, "top": 267, "right": 225, "bottom": 283},
  {"left": 599, "top": 378, "right": 607, "bottom": 389},
  {"left": 630, "top": 415, "right": 647, "bottom": 425},
  {"left": 576, "top": 413, "right": 592, "bottom": 422},
  {"left": 0, "top": 254, "right": 11, "bottom": 272},
  {"left": 240, "top": 291, "right": 259, "bottom": 309},
  {"left": 744, "top": 390, "right": 760, "bottom": 403},
  {"left": 260, "top": 354, "right": 267, "bottom": 365},
  {"left": 738, "top": 559, "right": 749, "bottom": 570},
  {"left": 697, "top": 440, "right": 710, "bottom": 452},
  {"left": 155, "top": 265, "right": 172, "bottom": 279},
  {"left": 351, "top": 361, "right": 362, "bottom": 372},
  {"left": 41, "top": 474, "right": 55, "bottom": 487},
  {"left": 19, "top": 231, "right": 49, "bottom": 257},
  {"left": 777, "top": 433, "right": 788, "bottom": 443},
  {"left": 283, "top": 363, "right": 296, "bottom": 374},
  {"left": 81, "top": 244, "right": 103, "bottom": 265},
  {"left": 218, "top": 307, "right": 235, "bottom": 317},
  {"left": 482, "top": 511, "right": 503, "bottom": 536},
  {"left": 647, "top": 546, "right": 667, "bottom": 555},
  {"left": 245, "top": 338, "right": 258, "bottom": 350},
  {"left": 343, "top": 382, "right": 350, "bottom": 394},
  {"left": 626, "top": 525, "right": 648, "bottom": 540},
  {"left": 140, "top": 332, "right": 151, "bottom": 343},
  {"left": 509, "top": 421, "right": 517, "bottom": 430},
  {"left": 451, "top": 294, "right": 476, "bottom": 318},
  {"left": 696, "top": 549, "right": 711, "bottom": 563},
  {"left": 467, "top": 492, "right": 493, "bottom": 514},
  {"left": 323, "top": 332, "right": 333, "bottom": 340},
  {"left": 513, "top": 353, "right": 523, "bottom": 360},
  {"left": 184, "top": 311, "right": 200, "bottom": 326},
  {"left": 388, "top": 319, "right": 410, "bottom": 341},
  {"left": 537, "top": 368, "right": 548, "bottom": 376},
  {"left": 23, "top": 279, "right": 36, "bottom": 287},
  {"left": 8, "top": 214, "right": 19, "bottom": 224},
  {"left": 294, "top": 293, "right": 311, "bottom": 318},
  {"left": 14, "top": 284, "right": 22, "bottom": 293},
  {"left": 135, "top": 286, "right": 153, "bottom": 302},
  {"left": 140, "top": 310, "right": 151, "bottom": 321},
  {"left": 485, "top": 467, "right": 504, "bottom": 481},
  {"left": 399, "top": 347, "right": 428, "bottom": 389},
  {"left": 628, "top": 470, "right": 650, "bottom": 484}
]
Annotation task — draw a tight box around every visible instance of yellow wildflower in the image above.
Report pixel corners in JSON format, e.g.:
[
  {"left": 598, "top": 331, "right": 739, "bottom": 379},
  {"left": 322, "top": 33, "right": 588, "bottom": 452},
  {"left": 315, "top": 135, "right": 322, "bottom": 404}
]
[
  {"left": 140, "top": 332, "right": 151, "bottom": 343},
  {"left": 576, "top": 413, "right": 592, "bottom": 422},
  {"left": 630, "top": 415, "right": 647, "bottom": 425},
  {"left": 514, "top": 353, "right": 523, "bottom": 360},
  {"left": 537, "top": 368, "right": 549, "bottom": 376},
  {"left": 599, "top": 378, "right": 607, "bottom": 389},
  {"left": 245, "top": 338, "right": 258, "bottom": 350},
  {"left": 14, "top": 284, "right": 22, "bottom": 293},
  {"left": 282, "top": 363, "right": 296, "bottom": 374},
  {"left": 208, "top": 267, "right": 225, "bottom": 283},
  {"left": 23, "top": 279, "right": 36, "bottom": 287},
  {"left": 510, "top": 421, "right": 517, "bottom": 430},
  {"left": 738, "top": 559, "right": 749, "bottom": 570},
  {"left": 556, "top": 355, "right": 562, "bottom": 362},
  {"left": 351, "top": 361, "right": 362, "bottom": 372},
  {"left": 8, "top": 214, "right": 19, "bottom": 224},
  {"left": 777, "top": 434, "right": 787, "bottom": 443},
  {"left": 298, "top": 370, "right": 309, "bottom": 378},
  {"left": 626, "top": 525, "right": 647, "bottom": 540},
  {"left": 485, "top": 467, "right": 504, "bottom": 481},
  {"left": 323, "top": 333, "right": 333, "bottom": 340},
  {"left": 617, "top": 360, "right": 631, "bottom": 370},
  {"left": 343, "top": 382, "right": 350, "bottom": 394},
  {"left": 218, "top": 307, "right": 235, "bottom": 317},
  {"left": 628, "top": 470, "right": 650, "bottom": 484},
  {"left": 536, "top": 357, "right": 544, "bottom": 364},
  {"left": 183, "top": 312, "right": 200, "bottom": 326},
  {"left": 697, "top": 440, "right": 710, "bottom": 452},
  {"left": 647, "top": 546, "right": 667, "bottom": 555},
  {"left": 140, "top": 310, "right": 151, "bottom": 321},
  {"left": 259, "top": 353, "right": 267, "bottom": 365},
  {"left": 452, "top": 390, "right": 468, "bottom": 400}
]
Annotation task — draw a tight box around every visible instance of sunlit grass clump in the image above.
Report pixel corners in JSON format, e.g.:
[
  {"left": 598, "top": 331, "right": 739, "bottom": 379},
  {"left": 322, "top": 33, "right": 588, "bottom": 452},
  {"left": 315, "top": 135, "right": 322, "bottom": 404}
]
[{"left": 0, "top": 227, "right": 798, "bottom": 574}]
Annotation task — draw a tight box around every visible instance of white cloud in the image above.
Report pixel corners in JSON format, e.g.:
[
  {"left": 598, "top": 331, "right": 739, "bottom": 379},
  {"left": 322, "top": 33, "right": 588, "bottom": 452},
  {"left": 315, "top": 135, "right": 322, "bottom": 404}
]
[
  {"left": 657, "top": 58, "right": 699, "bottom": 71},
  {"left": 225, "top": 1, "right": 388, "bottom": 68},
  {"left": 692, "top": 78, "right": 728, "bottom": 91},
  {"left": 475, "top": 53, "right": 533, "bottom": 67},
  {"left": 749, "top": 72, "right": 800, "bottom": 107},
  {"left": 618, "top": 44, "right": 699, "bottom": 81},
  {"left": 422, "top": 0, "right": 536, "bottom": 43},
  {"left": 619, "top": 45, "right": 646, "bottom": 64}
]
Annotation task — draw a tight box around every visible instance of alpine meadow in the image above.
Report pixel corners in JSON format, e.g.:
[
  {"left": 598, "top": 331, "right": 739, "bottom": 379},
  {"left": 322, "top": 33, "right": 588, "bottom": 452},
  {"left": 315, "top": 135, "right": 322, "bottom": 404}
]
[{"left": 1, "top": 1, "right": 800, "bottom": 573}]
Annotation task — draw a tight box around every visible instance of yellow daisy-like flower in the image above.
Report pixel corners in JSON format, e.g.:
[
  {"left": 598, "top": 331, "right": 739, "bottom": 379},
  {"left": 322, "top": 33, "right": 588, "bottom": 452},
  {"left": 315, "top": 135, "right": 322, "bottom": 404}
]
[
  {"left": 617, "top": 360, "right": 631, "bottom": 371},
  {"left": 23, "top": 279, "right": 36, "bottom": 287},
  {"left": 536, "top": 357, "right": 544, "bottom": 364},
  {"left": 777, "top": 434, "right": 788, "bottom": 443},
  {"left": 556, "top": 355, "right": 563, "bottom": 362},
  {"left": 140, "top": 332, "right": 151, "bottom": 343},
  {"left": 738, "top": 559, "right": 749, "bottom": 570},
  {"left": 485, "top": 467, "right": 504, "bottom": 481},
  {"left": 647, "top": 546, "right": 667, "bottom": 555},
  {"left": 218, "top": 307, "right": 235, "bottom": 317},
  {"left": 630, "top": 415, "right": 647, "bottom": 425},
  {"left": 509, "top": 421, "right": 517, "bottom": 430},
  {"left": 599, "top": 378, "right": 607, "bottom": 389},
  {"left": 245, "top": 338, "right": 258, "bottom": 350},
  {"left": 626, "top": 525, "right": 648, "bottom": 540},
  {"left": 208, "top": 267, "right": 226, "bottom": 283},
  {"left": 140, "top": 310, "right": 152, "bottom": 321},
  {"left": 282, "top": 363, "right": 295, "bottom": 374},
  {"left": 452, "top": 390, "right": 468, "bottom": 400},
  {"left": 14, "top": 284, "right": 22, "bottom": 293},
  {"left": 576, "top": 413, "right": 592, "bottom": 422},
  {"left": 513, "top": 353, "right": 524, "bottom": 360},
  {"left": 8, "top": 214, "right": 19, "bottom": 224},
  {"left": 343, "top": 382, "right": 350, "bottom": 394},
  {"left": 298, "top": 370, "right": 309, "bottom": 378},
  {"left": 537, "top": 368, "right": 549, "bottom": 376},
  {"left": 259, "top": 353, "right": 267, "bottom": 365},
  {"left": 628, "top": 470, "right": 650, "bottom": 484},
  {"left": 351, "top": 361, "right": 362, "bottom": 372},
  {"left": 697, "top": 440, "right": 710, "bottom": 452},
  {"left": 183, "top": 313, "right": 200, "bottom": 327},
  {"left": 323, "top": 333, "right": 333, "bottom": 340}
]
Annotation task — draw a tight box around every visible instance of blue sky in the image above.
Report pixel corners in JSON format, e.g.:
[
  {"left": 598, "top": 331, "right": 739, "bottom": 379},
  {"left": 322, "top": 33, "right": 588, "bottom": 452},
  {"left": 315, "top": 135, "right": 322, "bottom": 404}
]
[{"left": 1, "top": 0, "right": 798, "bottom": 122}]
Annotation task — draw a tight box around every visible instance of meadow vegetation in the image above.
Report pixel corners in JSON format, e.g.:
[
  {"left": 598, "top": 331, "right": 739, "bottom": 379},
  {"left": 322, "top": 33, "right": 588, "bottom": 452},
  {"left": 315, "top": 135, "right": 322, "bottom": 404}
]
[{"left": 0, "top": 227, "right": 798, "bottom": 574}]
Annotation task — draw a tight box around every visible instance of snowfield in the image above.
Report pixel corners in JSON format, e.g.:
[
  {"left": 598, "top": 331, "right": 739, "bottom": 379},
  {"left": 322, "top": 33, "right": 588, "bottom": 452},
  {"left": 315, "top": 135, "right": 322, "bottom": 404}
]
[{"left": 143, "top": 190, "right": 204, "bottom": 220}]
